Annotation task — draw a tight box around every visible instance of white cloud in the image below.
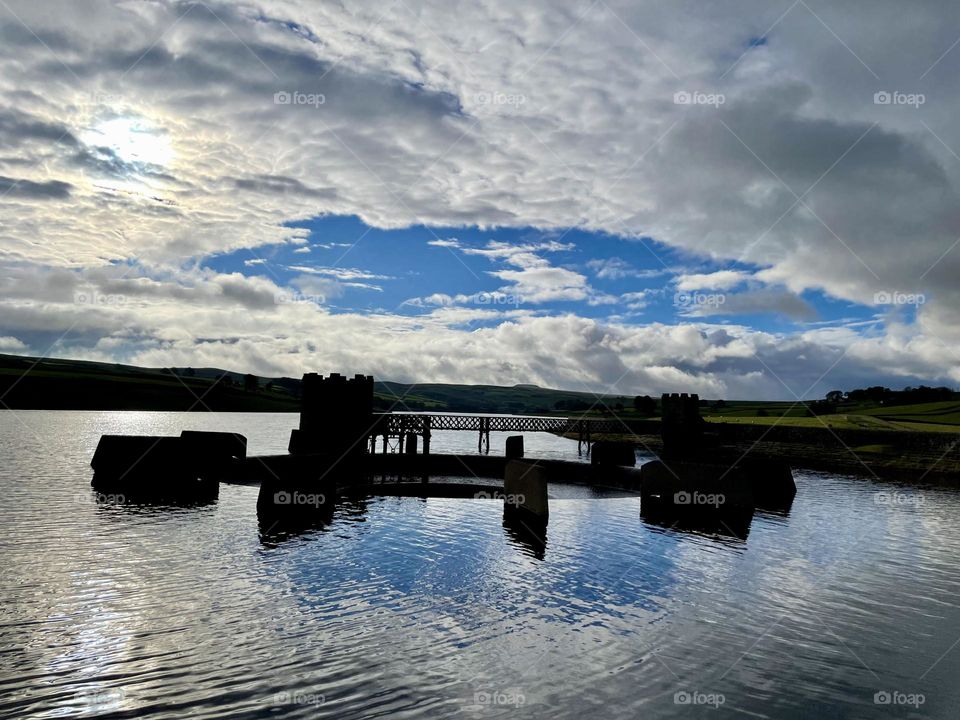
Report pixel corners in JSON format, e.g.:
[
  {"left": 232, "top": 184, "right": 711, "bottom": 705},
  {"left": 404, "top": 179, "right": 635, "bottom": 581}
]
[
  {"left": 287, "top": 266, "right": 393, "bottom": 281},
  {"left": 1, "top": 0, "right": 959, "bottom": 393},
  {"left": 0, "top": 336, "right": 28, "bottom": 353},
  {"left": 676, "top": 270, "right": 751, "bottom": 291},
  {"left": 587, "top": 257, "right": 662, "bottom": 280}
]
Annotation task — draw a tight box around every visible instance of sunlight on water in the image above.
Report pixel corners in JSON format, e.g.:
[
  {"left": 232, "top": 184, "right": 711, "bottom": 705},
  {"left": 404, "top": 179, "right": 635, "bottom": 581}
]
[{"left": 1, "top": 411, "right": 959, "bottom": 718}]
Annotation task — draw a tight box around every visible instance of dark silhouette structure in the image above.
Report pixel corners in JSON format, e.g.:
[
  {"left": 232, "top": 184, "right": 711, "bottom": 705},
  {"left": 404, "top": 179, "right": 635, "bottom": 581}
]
[
  {"left": 660, "top": 392, "right": 705, "bottom": 458},
  {"left": 639, "top": 391, "right": 796, "bottom": 530},
  {"left": 90, "top": 431, "right": 246, "bottom": 500},
  {"left": 289, "top": 373, "right": 374, "bottom": 456},
  {"left": 591, "top": 440, "right": 636, "bottom": 467},
  {"left": 87, "top": 369, "right": 798, "bottom": 547}
]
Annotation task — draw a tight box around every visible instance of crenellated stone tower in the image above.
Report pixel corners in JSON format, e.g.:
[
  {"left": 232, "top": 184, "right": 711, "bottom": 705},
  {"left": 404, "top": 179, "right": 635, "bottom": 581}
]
[{"left": 289, "top": 373, "right": 374, "bottom": 457}]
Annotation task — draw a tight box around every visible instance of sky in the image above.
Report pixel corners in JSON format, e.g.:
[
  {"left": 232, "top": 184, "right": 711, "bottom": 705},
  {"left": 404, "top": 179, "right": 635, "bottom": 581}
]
[{"left": 1, "top": 0, "right": 959, "bottom": 399}]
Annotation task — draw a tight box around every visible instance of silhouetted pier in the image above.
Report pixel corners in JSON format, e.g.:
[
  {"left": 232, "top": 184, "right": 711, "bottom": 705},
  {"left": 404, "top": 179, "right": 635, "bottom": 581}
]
[
  {"left": 370, "top": 413, "right": 629, "bottom": 454},
  {"left": 89, "top": 373, "right": 796, "bottom": 544}
]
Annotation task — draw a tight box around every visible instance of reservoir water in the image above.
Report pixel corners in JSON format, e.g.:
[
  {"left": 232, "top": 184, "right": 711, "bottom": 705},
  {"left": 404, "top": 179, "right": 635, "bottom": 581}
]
[{"left": 1, "top": 411, "right": 958, "bottom": 718}]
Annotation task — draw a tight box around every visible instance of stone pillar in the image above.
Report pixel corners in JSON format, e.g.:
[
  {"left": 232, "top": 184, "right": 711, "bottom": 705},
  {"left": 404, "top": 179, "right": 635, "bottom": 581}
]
[
  {"left": 590, "top": 440, "right": 636, "bottom": 466},
  {"left": 660, "top": 392, "right": 703, "bottom": 458},
  {"left": 505, "top": 435, "right": 524, "bottom": 459},
  {"left": 504, "top": 459, "right": 549, "bottom": 518},
  {"left": 290, "top": 373, "right": 375, "bottom": 457}
]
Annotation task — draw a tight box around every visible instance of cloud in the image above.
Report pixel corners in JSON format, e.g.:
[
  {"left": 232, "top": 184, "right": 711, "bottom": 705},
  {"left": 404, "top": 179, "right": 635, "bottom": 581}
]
[
  {"left": 683, "top": 288, "right": 818, "bottom": 321},
  {"left": 587, "top": 257, "right": 662, "bottom": 280},
  {"left": 1, "top": 0, "right": 959, "bottom": 393},
  {"left": 676, "top": 270, "right": 751, "bottom": 291},
  {"left": 0, "top": 336, "right": 28, "bottom": 353},
  {"left": 287, "top": 265, "right": 394, "bottom": 281},
  {"left": 0, "top": 176, "right": 72, "bottom": 199}
]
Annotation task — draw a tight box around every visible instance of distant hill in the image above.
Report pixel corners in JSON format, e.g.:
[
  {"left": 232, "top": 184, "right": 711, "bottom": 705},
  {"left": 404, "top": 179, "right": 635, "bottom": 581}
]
[{"left": 0, "top": 354, "right": 635, "bottom": 414}]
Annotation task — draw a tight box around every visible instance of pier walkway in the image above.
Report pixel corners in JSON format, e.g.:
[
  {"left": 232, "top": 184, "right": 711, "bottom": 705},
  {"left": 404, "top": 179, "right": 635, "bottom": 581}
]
[{"left": 370, "top": 412, "right": 635, "bottom": 453}]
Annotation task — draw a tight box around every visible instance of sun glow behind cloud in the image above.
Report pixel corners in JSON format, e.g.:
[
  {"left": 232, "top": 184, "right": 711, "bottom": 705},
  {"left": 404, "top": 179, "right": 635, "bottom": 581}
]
[{"left": 82, "top": 117, "right": 174, "bottom": 169}]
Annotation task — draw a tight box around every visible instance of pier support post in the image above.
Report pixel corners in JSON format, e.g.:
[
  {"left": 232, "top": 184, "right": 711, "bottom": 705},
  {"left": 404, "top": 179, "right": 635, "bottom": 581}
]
[
  {"left": 478, "top": 417, "right": 490, "bottom": 454},
  {"left": 423, "top": 417, "right": 431, "bottom": 455},
  {"left": 505, "top": 435, "right": 524, "bottom": 459},
  {"left": 504, "top": 459, "right": 549, "bottom": 519}
]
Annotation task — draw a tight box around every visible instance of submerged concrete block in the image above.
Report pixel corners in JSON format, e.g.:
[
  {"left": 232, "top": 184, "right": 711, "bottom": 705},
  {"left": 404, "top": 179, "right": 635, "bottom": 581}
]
[
  {"left": 180, "top": 431, "right": 247, "bottom": 461},
  {"left": 504, "top": 459, "right": 549, "bottom": 518},
  {"left": 505, "top": 435, "right": 524, "bottom": 459},
  {"left": 90, "top": 435, "right": 218, "bottom": 498},
  {"left": 591, "top": 440, "right": 636, "bottom": 467},
  {"left": 640, "top": 460, "right": 756, "bottom": 515}
]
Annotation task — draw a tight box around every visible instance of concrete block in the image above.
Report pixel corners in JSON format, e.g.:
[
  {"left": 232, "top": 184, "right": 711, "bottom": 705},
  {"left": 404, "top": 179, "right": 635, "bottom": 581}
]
[
  {"left": 504, "top": 459, "right": 549, "bottom": 518},
  {"left": 90, "top": 435, "right": 218, "bottom": 499},
  {"left": 639, "top": 459, "right": 755, "bottom": 512},
  {"left": 505, "top": 435, "right": 524, "bottom": 459},
  {"left": 591, "top": 440, "right": 636, "bottom": 467}
]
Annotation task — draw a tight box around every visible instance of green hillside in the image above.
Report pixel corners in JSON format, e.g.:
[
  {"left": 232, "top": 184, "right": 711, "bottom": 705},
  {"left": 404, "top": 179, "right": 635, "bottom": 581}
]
[{"left": 0, "top": 354, "right": 633, "bottom": 414}]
